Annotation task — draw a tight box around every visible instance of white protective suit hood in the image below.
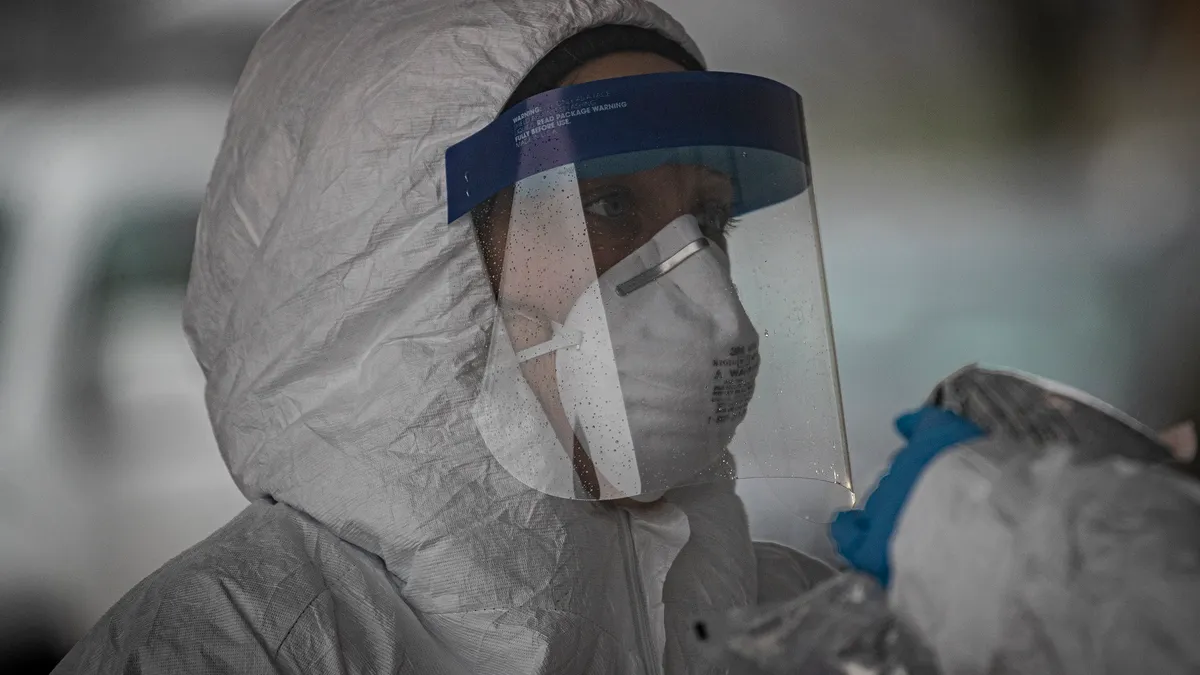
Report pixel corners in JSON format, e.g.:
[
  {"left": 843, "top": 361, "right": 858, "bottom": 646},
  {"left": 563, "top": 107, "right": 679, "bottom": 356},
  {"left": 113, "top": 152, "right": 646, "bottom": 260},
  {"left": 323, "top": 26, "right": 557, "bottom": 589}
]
[
  {"left": 41, "top": 1, "right": 833, "bottom": 674},
  {"left": 187, "top": 0, "right": 704, "bottom": 551}
]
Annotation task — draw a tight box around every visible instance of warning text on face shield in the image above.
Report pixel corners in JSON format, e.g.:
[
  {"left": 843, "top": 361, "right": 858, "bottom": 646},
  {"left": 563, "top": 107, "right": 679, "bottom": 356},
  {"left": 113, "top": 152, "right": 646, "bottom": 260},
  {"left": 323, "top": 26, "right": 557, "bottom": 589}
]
[{"left": 513, "top": 99, "right": 629, "bottom": 147}]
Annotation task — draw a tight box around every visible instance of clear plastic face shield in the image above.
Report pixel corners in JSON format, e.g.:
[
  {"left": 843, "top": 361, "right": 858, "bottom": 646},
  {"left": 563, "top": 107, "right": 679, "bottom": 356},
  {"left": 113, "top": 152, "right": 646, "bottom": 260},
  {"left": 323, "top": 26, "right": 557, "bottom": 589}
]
[{"left": 447, "top": 72, "right": 852, "bottom": 543}]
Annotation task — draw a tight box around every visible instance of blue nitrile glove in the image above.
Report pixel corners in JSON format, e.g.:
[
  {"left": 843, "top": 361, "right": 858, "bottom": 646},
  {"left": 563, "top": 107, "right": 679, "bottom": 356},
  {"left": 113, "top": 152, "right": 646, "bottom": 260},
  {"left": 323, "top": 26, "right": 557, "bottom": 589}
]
[{"left": 831, "top": 407, "right": 984, "bottom": 587}]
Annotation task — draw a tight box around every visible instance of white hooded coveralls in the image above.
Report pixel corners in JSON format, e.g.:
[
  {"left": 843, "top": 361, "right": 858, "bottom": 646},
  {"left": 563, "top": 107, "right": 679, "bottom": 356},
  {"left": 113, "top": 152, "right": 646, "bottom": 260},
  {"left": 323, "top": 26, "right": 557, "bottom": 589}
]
[{"left": 52, "top": 1, "right": 830, "bottom": 673}]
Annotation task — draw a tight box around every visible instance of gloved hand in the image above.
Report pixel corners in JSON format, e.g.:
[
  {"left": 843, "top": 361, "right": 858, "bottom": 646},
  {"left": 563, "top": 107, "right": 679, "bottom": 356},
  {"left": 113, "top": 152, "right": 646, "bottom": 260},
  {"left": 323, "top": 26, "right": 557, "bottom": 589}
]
[{"left": 830, "top": 407, "right": 984, "bottom": 586}]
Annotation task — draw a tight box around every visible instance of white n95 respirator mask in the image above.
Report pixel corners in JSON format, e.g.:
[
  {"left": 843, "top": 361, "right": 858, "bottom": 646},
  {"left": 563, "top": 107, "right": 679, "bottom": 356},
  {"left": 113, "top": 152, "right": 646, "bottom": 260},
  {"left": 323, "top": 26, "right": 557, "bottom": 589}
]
[
  {"left": 550, "top": 214, "right": 759, "bottom": 499},
  {"left": 471, "top": 207, "right": 759, "bottom": 500}
]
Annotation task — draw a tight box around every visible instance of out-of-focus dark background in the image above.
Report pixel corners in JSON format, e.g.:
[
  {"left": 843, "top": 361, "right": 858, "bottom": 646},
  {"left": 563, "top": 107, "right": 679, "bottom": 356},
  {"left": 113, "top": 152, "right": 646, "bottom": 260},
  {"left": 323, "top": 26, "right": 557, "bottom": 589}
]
[{"left": 1, "top": 1, "right": 1196, "bottom": 671}]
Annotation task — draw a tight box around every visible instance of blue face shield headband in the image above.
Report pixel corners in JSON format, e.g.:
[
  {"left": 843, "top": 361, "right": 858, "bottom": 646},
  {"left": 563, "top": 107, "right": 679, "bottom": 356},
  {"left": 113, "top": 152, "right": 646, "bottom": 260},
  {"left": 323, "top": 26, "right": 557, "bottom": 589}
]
[{"left": 446, "top": 71, "right": 812, "bottom": 223}]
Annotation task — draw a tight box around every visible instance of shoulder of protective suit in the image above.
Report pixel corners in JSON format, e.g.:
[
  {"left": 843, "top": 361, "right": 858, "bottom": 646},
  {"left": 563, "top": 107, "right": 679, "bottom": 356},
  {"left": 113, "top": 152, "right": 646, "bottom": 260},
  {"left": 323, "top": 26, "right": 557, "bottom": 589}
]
[
  {"left": 890, "top": 365, "right": 1200, "bottom": 675},
  {"left": 52, "top": 501, "right": 415, "bottom": 675}
]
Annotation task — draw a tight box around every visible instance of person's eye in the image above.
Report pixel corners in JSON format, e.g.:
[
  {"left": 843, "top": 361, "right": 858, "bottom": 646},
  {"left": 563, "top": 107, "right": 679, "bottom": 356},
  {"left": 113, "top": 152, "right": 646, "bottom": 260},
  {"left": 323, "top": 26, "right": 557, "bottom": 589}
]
[
  {"left": 698, "top": 200, "right": 738, "bottom": 238},
  {"left": 583, "top": 188, "right": 634, "bottom": 220}
]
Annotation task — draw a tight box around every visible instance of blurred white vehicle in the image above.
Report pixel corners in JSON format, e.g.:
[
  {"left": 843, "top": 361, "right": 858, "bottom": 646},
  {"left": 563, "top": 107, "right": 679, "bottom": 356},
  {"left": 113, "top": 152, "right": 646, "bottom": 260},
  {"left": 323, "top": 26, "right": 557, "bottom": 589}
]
[{"left": 0, "top": 88, "right": 248, "bottom": 643}]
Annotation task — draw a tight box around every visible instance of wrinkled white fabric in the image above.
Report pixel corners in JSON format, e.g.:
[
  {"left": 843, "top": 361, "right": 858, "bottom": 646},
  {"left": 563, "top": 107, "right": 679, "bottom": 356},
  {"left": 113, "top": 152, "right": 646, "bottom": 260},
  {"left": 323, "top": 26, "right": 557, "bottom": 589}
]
[
  {"left": 690, "top": 367, "right": 1200, "bottom": 674},
  {"left": 51, "top": 2, "right": 831, "bottom": 674},
  {"left": 892, "top": 440, "right": 1200, "bottom": 675},
  {"left": 890, "top": 367, "right": 1200, "bottom": 675}
]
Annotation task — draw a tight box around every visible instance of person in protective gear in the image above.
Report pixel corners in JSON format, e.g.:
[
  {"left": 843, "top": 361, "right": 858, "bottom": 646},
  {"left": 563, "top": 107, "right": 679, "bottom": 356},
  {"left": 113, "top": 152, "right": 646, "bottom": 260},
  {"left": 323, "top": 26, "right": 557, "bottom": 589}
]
[
  {"left": 51, "top": 2, "right": 849, "bottom": 674},
  {"left": 696, "top": 365, "right": 1200, "bottom": 675}
]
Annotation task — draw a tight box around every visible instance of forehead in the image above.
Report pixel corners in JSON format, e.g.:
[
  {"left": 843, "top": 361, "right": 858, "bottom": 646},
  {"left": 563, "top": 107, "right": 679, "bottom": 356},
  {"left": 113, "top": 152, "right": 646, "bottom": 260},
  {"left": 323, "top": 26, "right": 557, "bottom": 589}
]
[{"left": 560, "top": 52, "right": 689, "bottom": 86}]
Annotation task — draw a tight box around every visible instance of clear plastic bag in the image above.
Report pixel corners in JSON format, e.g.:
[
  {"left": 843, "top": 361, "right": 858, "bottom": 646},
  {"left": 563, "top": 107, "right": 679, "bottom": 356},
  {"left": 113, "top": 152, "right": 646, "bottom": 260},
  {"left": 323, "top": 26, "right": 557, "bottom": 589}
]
[{"left": 692, "top": 572, "right": 940, "bottom": 675}]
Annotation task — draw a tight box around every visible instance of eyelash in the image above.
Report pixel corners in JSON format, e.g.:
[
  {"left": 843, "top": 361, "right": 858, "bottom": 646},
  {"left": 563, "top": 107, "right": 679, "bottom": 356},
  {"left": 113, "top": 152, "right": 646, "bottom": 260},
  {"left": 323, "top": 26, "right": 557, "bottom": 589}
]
[
  {"left": 582, "top": 190, "right": 632, "bottom": 219},
  {"left": 582, "top": 191, "right": 738, "bottom": 235},
  {"left": 700, "top": 202, "right": 739, "bottom": 235}
]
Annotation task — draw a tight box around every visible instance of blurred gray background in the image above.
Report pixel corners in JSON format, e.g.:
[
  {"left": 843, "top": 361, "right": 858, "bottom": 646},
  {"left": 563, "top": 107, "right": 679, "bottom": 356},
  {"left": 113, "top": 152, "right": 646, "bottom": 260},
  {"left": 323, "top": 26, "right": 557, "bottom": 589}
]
[{"left": 1, "top": 0, "right": 1196, "bottom": 671}]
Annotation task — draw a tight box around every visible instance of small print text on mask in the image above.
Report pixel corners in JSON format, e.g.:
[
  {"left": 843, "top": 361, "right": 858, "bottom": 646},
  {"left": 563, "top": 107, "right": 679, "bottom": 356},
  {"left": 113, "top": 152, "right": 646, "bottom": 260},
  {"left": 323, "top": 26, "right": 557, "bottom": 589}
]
[{"left": 710, "top": 343, "right": 759, "bottom": 424}]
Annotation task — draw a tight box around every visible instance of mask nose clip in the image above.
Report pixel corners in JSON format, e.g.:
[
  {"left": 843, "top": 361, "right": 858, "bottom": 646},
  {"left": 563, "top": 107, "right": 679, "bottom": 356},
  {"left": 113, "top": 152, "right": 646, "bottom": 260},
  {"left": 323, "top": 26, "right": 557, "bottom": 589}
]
[{"left": 615, "top": 237, "right": 710, "bottom": 297}]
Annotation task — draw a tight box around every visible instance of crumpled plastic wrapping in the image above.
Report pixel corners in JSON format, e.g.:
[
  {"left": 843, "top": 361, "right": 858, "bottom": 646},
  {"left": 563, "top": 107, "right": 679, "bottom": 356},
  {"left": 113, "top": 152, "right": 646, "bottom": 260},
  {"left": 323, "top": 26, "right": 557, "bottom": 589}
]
[
  {"left": 927, "top": 365, "right": 1176, "bottom": 466},
  {"left": 692, "top": 572, "right": 941, "bottom": 675},
  {"left": 695, "top": 364, "right": 1200, "bottom": 675},
  {"left": 892, "top": 365, "right": 1200, "bottom": 675}
]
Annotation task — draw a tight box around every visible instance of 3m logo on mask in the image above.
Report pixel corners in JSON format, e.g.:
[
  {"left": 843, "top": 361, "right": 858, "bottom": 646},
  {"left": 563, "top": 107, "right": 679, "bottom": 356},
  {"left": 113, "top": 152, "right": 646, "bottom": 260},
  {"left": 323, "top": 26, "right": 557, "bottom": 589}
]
[{"left": 711, "top": 343, "right": 759, "bottom": 425}]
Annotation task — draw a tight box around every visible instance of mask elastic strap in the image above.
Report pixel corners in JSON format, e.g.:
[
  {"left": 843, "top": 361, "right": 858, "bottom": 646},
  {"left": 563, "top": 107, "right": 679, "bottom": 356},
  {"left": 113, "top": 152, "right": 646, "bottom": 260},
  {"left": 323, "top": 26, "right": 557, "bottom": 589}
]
[{"left": 516, "top": 321, "right": 584, "bottom": 363}]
